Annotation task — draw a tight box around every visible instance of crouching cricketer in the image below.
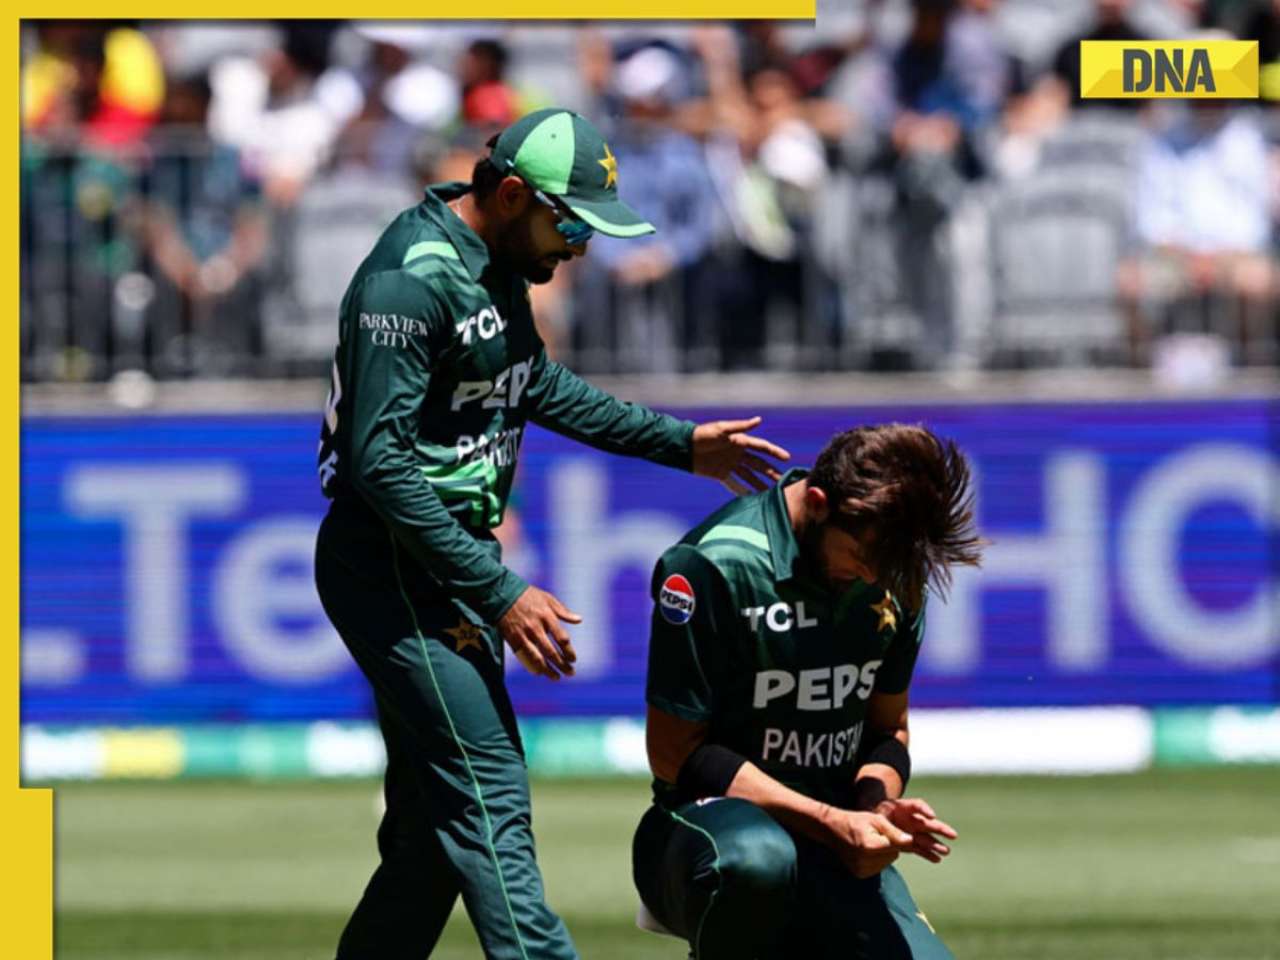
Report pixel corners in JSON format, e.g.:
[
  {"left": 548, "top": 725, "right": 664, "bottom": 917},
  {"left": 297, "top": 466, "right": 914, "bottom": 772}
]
[
  {"left": 314, "top": 107, "right": 789, "bottom": 960},
  {"left": 633, "top": 423, "right": 984, "bottom": 960}
]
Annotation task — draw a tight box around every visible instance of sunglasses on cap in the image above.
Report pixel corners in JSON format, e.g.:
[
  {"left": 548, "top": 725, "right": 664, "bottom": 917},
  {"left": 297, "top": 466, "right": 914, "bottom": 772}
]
[{"left": 527, "top": 185, "right": 596, "bottom": 247}]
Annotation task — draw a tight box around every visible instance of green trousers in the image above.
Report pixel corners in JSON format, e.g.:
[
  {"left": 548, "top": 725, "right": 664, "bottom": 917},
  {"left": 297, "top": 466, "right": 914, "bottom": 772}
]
[
  {"left": 633, "top": 797, "right": 953, "bottom": 960},
  {"left": 316, "top": 503, "right": 577, "bottom": 960}
]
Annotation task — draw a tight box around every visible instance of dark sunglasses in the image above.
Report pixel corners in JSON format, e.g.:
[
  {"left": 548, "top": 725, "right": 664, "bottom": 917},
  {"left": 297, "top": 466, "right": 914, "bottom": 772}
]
[{"left": 528, "top": 185, "right": 595, "bottom": 247}]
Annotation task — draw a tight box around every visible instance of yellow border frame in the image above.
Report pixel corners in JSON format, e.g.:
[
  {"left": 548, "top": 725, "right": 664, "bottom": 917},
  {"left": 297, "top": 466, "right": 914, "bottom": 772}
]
[
  {"left": 8, "top": 8, "right": 815, "bottom": 956},
  {"left": 10, "top": 18, "right": 53, "bottom": 956}
]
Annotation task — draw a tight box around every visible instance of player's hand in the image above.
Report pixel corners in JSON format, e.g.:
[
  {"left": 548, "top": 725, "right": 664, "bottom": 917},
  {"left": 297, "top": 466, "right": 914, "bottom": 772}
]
[
  {"left": 691, "top": 417, "right": 791, "bottom": 496},
  {"left": 825, "top": 809, "right": 916, "bottom": 879},
  {"left": 497, "top": 586, "right": 581, "bottom": 681},
  {"left": 874, "top": 797, "right": 958, "bottom": 864}
]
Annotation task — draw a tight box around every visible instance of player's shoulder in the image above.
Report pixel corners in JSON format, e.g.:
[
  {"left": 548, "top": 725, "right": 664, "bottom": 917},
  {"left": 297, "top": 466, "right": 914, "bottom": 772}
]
[
  {"left": 661, "top": 493, "right": 774, "bottom": 584},
  {"left": 357, "top": 200, "right": 476, "bottom": 295}
]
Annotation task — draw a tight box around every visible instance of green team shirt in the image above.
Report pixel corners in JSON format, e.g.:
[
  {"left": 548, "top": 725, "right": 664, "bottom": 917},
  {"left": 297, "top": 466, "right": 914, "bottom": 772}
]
[
  {"left": 646, "top": 469, "right": 925, "bottom": 808},
  {"left": 318, "top": 181, "right": 695, "bottom": 623}
]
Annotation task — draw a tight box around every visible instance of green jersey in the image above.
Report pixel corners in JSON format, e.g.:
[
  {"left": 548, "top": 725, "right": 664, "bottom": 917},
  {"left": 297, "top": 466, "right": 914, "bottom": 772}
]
[
  {"left": 317, "top": 181, "right": 695, "bottom": 623},
  {"left": 646, "top": 469, "right": 925, "bottom": 807}
]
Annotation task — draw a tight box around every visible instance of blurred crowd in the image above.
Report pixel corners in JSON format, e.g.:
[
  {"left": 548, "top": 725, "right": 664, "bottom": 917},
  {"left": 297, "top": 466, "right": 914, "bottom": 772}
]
[{"left": 19, "top": 1, "right": 1280, "bottom": 383}]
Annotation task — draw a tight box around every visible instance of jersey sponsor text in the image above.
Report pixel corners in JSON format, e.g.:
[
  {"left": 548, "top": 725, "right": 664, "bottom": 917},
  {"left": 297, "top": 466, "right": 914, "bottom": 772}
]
[
  {"left": 741, "top": 601, "right": 819, "bottom": 633},
  {"left": 753, "top": 660, "right": 882, "bottom": 711}
]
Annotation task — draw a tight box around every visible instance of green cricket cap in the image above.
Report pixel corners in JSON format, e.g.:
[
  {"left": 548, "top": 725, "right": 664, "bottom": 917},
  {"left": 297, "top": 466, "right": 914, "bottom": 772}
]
[{"left": 489, "top": 108, "right": 656, "bottom": 238}]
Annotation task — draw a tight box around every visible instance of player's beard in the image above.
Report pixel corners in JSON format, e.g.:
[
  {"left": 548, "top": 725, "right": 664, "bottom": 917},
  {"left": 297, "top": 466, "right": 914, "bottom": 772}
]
[
  {"left": 798, "top": 521, "right": 839, "bottom": 590},
  {"left": 498, "top": 210, "right": 565, "bottom": 285}
]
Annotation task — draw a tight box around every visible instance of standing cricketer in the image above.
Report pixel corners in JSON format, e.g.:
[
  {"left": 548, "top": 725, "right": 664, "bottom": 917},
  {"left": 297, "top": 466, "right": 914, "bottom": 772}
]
[
  {"left": 633, "top": 424, "right": 984, "bottom": 960},
  {"left": 313, "top": 107, "right": 789, "bottom": 960}
]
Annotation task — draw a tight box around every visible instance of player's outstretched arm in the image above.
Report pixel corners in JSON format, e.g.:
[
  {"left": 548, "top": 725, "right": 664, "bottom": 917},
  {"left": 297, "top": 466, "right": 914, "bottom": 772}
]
[{"left": 690, "top": 416, "right": 792, "bottom": 495}]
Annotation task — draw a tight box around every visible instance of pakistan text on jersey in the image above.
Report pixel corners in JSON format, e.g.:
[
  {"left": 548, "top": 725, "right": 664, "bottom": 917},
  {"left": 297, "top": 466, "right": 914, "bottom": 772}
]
[
  {"left": 456, "top": 426, "right": 524, "bottom": 467},
  {"left": 761, "top": 722, "right": 864, "bottom": 768}
]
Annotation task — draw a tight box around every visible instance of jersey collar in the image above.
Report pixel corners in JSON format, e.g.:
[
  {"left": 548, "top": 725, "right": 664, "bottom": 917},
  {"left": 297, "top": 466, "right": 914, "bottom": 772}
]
[
  {"left": 764, "top": 468, "right": 807, "bottom": 583},
  {"left": 422, "top": 181, "right": 492, "bottom": 282}
]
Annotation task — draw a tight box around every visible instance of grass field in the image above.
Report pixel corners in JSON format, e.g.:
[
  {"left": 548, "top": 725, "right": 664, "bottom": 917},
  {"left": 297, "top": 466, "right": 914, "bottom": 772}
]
[{"left": 54, "top": 768, "right": 1280, "bottom": 960}]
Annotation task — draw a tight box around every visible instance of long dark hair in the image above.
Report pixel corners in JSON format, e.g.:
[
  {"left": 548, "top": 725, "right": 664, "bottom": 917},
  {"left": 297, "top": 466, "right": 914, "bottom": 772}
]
[{"left": 808, "top": 423, "right": 983, "bottom": 612}]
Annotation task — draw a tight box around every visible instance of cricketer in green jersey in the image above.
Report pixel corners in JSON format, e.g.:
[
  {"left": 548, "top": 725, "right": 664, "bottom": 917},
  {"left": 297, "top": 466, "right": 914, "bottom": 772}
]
[
  {"left": 633, "top": 424, "right": 985, "bottom": 960},
  {"left": 312, "top": 108, "right": 789, "bottom": 960}
]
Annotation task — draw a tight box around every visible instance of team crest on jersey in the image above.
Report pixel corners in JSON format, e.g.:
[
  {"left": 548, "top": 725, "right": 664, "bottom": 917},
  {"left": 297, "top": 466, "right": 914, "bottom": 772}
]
[{"left": 659, "top": 574, "right": 696, "bottom": 625}]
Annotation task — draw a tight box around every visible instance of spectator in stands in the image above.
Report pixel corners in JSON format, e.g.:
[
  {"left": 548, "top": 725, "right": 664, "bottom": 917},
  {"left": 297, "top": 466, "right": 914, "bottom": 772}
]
[
  {"left": 1239, "top": 0, "right": 1280, "bottom": 99},
  {"left": 340, "top": 25, "right": 459, "bottom": 177},
  {"left": 21, "top": 22, "right": 167, "bottom": 379},
  {"left": 1118, "top": 101, "right": 1276, "bottom": 364},
  {"left": 689, "top": 25, "right": 849, "bottom": 369},
  {"left": 459, "top": 38, "right": 522, "bottom": 129},
  {"left": 23, "top": 21, "right": 165, "bottom": 148},
  {"left": 128, "top": 72, "right": 269, "bottom": 375},
  {"left": 572, "top": 44, "right": 719, "bottom": 372},
  {"left": 1044, "top": 0, "right": 1150, "bottom": 113},
  {"left": 879, "top": 0, "right": 1016, "bottom": 366},
  {"left": 206, "top": 22, "right": 357, "bottom": 207}
]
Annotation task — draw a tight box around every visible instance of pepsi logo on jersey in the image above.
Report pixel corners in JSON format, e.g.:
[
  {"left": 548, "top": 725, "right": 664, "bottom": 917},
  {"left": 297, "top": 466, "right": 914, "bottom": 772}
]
[{"left": 659, "top": 574, "right": 696, "bottom": 625}]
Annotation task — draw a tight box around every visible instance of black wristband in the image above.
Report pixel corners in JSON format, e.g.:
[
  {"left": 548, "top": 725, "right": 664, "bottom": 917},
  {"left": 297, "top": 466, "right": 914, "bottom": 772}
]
[
  {"left": 859, "top": 733, "right": 911, "bottom": 791},
  {"left": 676, "top": 743, "right": 748, "bottom": 798}
]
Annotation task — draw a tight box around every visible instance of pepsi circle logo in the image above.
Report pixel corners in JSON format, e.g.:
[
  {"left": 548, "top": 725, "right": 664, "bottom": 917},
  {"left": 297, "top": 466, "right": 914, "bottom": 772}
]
[{"left": 659, "top": 574, "right": 696, "bottom": 625}]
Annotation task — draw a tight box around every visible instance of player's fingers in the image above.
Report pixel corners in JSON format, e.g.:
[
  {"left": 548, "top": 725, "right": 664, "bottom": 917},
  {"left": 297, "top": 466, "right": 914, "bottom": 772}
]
[
  {"left": 900, "top": 798, "right": 943, "bottom": 825},
  {"left": 872, "top": 815, "right": 915, "bottom": 847},
  {"left": 740, "top": 434, "right": 791, "bottom": 461},
  {"left": 556, "top": 634, "right": 578, "bottom": 663},
  {"left": 926, "top": 839, "right": 951, "bottom": 857},
  {"left": 910, "top": 798, "right": 937, "bottom": 819},
  {"left": 912, "top": 815, "right": 958, "bottom": 840},
  {"left": 716, "top": 416, "right": 762, "bottom": 435},
  {"left": 539, "top": 625, "right": 574, "bottom": 676},
  {"left": 513, "top": 639, "right": 551, "bottom": 679},
  {"left": 722, "top": 476, "right": 749, "bottom": 496},
  {"left": 859, "top": 829, "right": 892, "bottom": 852},
  {"left": 733, "top": 465, "right": 769, "bottom": 492},
  {"left": 742, "top": 454, "right": 782, "bottom": 481},
  {"left": 550, "top": 596, "right": 584, "bottom": 625},
  {"left": 908, "top": 845, "right": 943, "bottom": 864}
]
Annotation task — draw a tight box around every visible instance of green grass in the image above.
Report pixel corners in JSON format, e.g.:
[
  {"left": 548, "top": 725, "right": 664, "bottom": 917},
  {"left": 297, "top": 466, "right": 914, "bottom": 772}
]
[{"left": 54, "top": 768, "right": 1280, "bottom": 959}]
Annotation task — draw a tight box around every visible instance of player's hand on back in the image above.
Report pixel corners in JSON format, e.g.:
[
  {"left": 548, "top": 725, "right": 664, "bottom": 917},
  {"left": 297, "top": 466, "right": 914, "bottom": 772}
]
[
  {"left": 873, "top": 797, "right": 958, "bottom": 865},
  {"left": 691, "top": 416, "right": 791, "bottom": 496},
  {"left": 824, "top": 808, "right": 916, "bottom": 879},
  {"left": 497, "top": 585, "right": 581, "bottom": 681}
]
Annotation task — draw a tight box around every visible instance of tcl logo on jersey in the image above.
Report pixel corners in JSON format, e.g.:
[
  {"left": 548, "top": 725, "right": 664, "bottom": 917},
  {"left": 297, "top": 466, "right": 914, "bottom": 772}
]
[
  {"left": 752, "top": 660, "right": 882, "bottom": 711},
  {"left": 658, "top": 574, "right": 696, "bottom": 625},
  {"left": 451, "top": 360, "right": 532, "bottom": 411},
  {"left": 741, "top": 601, "right": 819, "bottom": 633},
  {"left": 455, "top": 305, "right": 507, "bottom": 344}
]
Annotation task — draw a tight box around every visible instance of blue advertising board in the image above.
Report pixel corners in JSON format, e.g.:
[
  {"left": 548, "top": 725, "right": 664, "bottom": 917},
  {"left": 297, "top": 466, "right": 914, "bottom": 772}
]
[{"left": 20, "top": 400, "right": 1278, "bottom": 724}]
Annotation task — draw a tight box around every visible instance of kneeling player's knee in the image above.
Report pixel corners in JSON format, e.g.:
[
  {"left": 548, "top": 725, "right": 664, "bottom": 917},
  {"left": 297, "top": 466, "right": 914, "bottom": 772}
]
[{"left": 713, "top": 809, "right": 797, "bottom": 900}]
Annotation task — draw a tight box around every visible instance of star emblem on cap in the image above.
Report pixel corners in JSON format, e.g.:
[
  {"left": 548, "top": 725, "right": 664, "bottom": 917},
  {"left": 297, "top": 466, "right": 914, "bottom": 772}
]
[
  {"left": 598, "top": 143, "right": 618, "bottom": 189},
  {"left": 445, "top": 618, "right": 485, "bottom": 654},
  {"left": 871, "top": 593, "right": 897, "bottom": 633}
]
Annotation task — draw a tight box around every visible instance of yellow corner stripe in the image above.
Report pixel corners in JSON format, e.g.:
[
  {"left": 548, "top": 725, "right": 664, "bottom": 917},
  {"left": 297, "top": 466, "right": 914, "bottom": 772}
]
[{"left": 102, "top": 729, "right": 185, "bottom": 779}]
